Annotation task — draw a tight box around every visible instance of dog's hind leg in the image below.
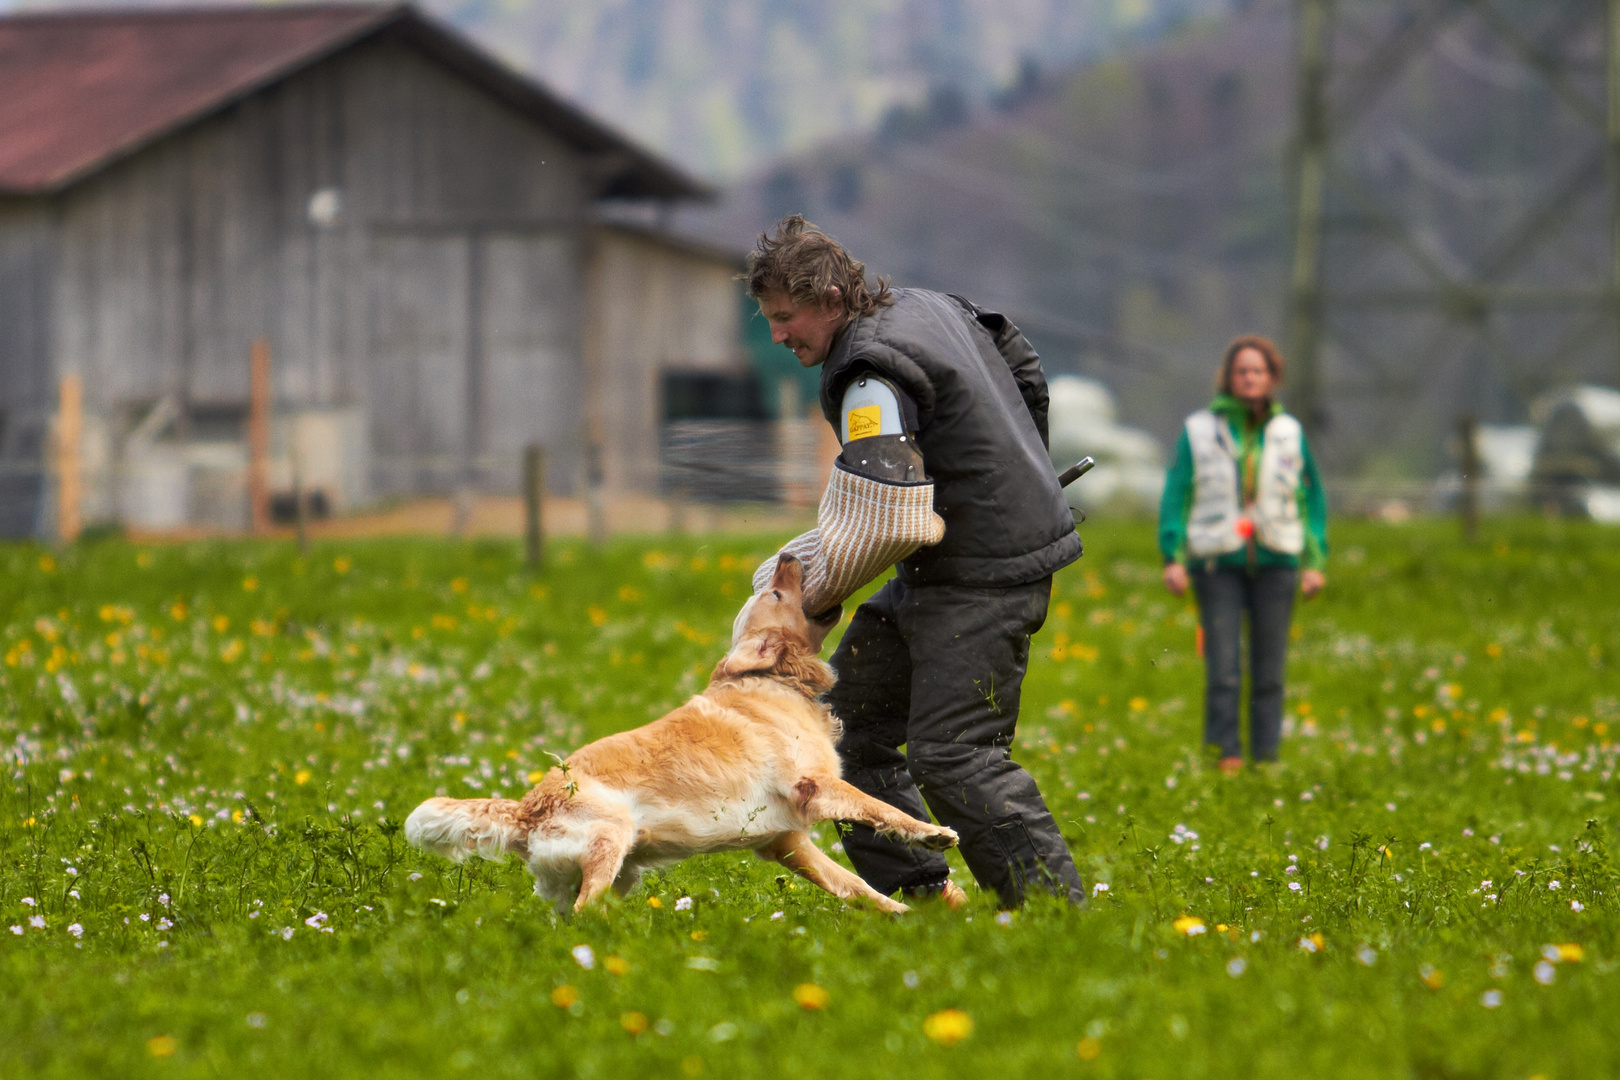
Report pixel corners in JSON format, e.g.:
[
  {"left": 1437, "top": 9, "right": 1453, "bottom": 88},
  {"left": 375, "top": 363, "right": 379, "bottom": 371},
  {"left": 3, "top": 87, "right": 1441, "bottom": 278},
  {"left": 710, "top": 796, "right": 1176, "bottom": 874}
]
[
  {"left": 573, "top": 821, "right": 634, "bottom": 913},
  {"left": 761, "top": 832, "right": 909, "bottom": 915},
  {"left": 794, "top": 776, "right": 959, "bottom": 851}
]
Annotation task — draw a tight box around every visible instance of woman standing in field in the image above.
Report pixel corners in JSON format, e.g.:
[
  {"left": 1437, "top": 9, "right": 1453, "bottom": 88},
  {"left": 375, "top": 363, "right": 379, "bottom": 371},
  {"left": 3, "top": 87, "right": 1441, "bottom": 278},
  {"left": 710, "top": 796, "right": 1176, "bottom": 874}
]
[{"left": 1158, "top": 335, "right": 1328, "bottom": 775}]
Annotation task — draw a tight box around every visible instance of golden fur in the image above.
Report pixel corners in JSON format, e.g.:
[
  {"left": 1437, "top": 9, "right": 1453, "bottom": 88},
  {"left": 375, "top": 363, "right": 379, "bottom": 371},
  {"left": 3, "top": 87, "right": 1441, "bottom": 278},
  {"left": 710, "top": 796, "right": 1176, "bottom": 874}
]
[{"left": 405, "top": 555, "right": 956, "bottom": 914}]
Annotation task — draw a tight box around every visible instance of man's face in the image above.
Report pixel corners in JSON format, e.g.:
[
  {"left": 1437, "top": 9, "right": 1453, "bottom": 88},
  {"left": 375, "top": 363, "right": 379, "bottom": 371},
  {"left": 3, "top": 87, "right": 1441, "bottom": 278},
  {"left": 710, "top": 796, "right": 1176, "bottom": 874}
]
[{"left": 758, "top": 288, "right": 846, "bottom": 368}]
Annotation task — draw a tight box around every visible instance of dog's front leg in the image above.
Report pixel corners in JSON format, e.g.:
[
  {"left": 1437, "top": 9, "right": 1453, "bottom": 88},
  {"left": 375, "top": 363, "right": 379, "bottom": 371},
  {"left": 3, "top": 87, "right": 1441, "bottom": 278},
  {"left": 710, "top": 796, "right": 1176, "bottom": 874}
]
[
  {"left": 793, "top": 776, "right": 958, "bottom": 851},
  {"left": 573, "top": 821, "right": 634, "bottom": 913},
  {"left": 761, "top": 831, "right": 908, "bottom": 915}
]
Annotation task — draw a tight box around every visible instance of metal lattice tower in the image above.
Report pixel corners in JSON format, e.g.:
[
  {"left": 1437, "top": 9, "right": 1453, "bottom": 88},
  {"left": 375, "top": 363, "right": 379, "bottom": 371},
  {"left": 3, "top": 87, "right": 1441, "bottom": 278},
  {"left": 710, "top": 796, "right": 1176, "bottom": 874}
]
[{"left": 1285, "top": 0, "right": 1620, "bottom": 445}]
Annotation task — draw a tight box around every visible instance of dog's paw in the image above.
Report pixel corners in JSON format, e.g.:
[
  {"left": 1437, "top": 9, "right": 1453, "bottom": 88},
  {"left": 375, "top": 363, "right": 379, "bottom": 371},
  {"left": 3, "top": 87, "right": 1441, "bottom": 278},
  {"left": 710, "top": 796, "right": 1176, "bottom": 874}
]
[{"left": 913, "top": 826, "right": 959, "bottom": 851}]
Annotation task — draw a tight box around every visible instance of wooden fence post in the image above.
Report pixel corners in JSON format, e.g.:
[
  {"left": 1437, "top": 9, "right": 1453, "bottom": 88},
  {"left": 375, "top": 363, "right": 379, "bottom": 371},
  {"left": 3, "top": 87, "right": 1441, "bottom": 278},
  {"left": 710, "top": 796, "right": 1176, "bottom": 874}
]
[
  {"left": 249, "top": 339, "right": 271, "bottom": 534},
  {"left": 523, "top": 443, "right": 545, "bottom": 567},
  {"left": 56, "top": 374, "right": 83, "bottom": 544},
  {"left": 1457, "top": 413, "right": 1480, "bottom": 542}
]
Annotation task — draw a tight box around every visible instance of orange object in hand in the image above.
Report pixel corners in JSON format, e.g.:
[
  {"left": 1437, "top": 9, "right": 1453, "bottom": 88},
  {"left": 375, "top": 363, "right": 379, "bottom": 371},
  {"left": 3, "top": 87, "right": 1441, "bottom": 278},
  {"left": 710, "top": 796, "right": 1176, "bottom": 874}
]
[
  {"left": 1195, "top": 624, "right": 1205, "bottom": 657},
  {"left": 1234, "top": 516, "right": 1255, "bottom": 539}
]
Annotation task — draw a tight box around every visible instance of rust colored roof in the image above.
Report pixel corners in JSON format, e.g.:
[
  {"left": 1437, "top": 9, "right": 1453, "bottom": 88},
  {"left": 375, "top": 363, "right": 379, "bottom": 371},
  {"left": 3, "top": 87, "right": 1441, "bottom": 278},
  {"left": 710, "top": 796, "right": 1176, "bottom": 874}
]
[{"left": 0, "top": 4, "right": 709, "bottom": 199}]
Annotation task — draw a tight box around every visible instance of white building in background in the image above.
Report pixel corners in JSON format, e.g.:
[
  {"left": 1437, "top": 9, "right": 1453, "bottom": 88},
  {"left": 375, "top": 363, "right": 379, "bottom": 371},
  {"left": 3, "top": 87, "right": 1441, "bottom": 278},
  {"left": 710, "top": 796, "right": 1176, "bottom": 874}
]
[
  {"left": 1530, "top": 384, "right": 1620, "bottom": 522},
  {"left": 1045, "top": 376, "right": 1165, "bottom": 514}
]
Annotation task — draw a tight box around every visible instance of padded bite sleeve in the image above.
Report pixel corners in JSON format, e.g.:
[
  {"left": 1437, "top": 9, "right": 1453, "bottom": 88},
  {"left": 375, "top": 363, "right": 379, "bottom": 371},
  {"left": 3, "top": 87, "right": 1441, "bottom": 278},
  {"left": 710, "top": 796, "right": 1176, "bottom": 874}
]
[{"left": 753, "top": 461, "right": 946, "bottom": 617}]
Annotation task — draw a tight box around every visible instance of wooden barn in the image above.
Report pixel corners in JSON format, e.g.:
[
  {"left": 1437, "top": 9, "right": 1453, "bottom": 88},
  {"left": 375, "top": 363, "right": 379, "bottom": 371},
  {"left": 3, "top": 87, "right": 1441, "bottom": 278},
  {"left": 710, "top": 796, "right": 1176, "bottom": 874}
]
[{"left": 0, "top": 3, "right": 755, "bottom": 536}]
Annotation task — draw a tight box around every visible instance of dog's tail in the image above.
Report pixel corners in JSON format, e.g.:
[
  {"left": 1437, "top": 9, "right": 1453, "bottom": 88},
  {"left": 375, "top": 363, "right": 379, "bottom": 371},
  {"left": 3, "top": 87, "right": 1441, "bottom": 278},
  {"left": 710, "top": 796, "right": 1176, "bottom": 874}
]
[{"left": 405, "top": 797, "right": 528, "bottom": 863}]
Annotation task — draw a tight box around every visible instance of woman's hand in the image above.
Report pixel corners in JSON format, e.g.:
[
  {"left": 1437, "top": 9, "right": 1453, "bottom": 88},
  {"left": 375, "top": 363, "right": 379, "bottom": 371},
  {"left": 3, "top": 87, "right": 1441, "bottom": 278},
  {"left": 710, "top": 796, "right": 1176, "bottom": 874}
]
[
  {"left": 1162, "top": 563, "right": 1189, "bottom": 597},
  {"left": 1300, "top": 569, "right": 1326, "bottom": 598}
]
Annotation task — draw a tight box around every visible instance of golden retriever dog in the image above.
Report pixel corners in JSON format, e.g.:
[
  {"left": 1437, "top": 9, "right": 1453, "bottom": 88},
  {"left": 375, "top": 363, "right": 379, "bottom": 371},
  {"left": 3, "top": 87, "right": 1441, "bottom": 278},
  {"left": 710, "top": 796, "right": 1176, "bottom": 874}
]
[{"left": 405, "top": 554, "right": 958, "bottom": 915}]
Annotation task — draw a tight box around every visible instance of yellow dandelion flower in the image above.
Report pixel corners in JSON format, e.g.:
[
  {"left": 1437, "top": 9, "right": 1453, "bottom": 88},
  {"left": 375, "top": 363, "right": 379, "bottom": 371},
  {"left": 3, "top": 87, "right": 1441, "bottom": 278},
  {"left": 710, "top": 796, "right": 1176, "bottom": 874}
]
[
  {"left": 212, "top": 615, "right": 230, "bottom": 634},
  {"left": 793, "top": 983, "right": 829, "bottom": 1010},
  {"left": 188, "top": 814, "right": 203, "bottom": 828},
  {"left": 646, "top": 896, "right": 663, "bottom": 909},
  {"left": 333, "top": 556, "right": 352, "bottom": 574},
  {"left": 294, "top": 769, "right": 312, "bottom": 786},
  {"left": 604, "top": 956, "right": 630, "bottom": 976},
  {"left": 689, "top": 930, "right": 707, "bottom": 941},
  {"left": 136, "top": 551, "right": 154, "bottom": 568},
  {"left": 526, "top": 770, "right": 546, "bottom": 784},
  {"left": 587, "top": 605, "right": 609, "bottom": 627},
  {"left": 38, "top": 555, "right": 55, "bottom": 573},
  {"left": 619, "top": 1011, "right": 648, "bottom": 1035},
  {"left": 450, "top": 577, "right": 468, "bottom": 594},
  {"left": 619, "top": 585, "right": 641, "bottom": 602},
  {"left": 242, "top": 576, "right": 258, "bottom": 592},
  {"left": 146, "top": 1036, "right": 177, "bottom": 1057},
  {"left": 1485, "top": 642, "right": 1502, "bottom": 657},
  {"left": 923, "top": 1009, "right": 973, "bottom": 1047},
  {"left": 1556, "top": 943, "right": 1584, "bottom": 963},
  {"left": 1419, "top": 964, "right": 1443, "bottom": 989},
  {"left": 1129, "top": 697, "right": 1149, "bottom": 713},
  {"left": 1173, "top": 915, "right": 1207, "bottom": 936},
  {"left": 529, "top": 584, "right": 549, "bottom": 600},
  {"left": 231, "top": 809, "right": 244, "bottom": 824},
  {"left": 1077, "top": 1036, "right": 1102, "bottom": 1061},
  {"left": 549, "top": 985, "right": 578, "bottom": 1008}
]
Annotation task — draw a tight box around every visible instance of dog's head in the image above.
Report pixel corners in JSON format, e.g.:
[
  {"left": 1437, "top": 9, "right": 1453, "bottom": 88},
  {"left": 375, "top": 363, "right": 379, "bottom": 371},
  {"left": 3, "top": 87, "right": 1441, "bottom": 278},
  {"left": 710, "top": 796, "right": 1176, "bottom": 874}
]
[{"left": 717, "top": 554, "right": 838, "bottom": 689}]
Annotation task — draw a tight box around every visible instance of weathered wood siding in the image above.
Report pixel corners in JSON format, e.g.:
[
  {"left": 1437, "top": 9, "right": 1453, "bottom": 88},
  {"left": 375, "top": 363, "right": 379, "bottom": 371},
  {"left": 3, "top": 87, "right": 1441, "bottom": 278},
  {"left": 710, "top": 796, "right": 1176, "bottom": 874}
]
[
  {"left": 583, "top": 224, "right": 744, "bottom": 493},
  {"left": 45, "top": 35, "right": 590, "bottom": 503},
  {"left": 0, "top": 200, "right": 54, "bottom": 534}
]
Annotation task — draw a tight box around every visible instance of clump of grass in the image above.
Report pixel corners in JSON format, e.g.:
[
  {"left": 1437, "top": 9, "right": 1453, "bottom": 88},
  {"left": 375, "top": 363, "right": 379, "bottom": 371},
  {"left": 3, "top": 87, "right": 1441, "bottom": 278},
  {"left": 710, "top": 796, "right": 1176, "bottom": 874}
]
[{"left": 0, "top": 521, "right": 1616, "bottom": 1078}]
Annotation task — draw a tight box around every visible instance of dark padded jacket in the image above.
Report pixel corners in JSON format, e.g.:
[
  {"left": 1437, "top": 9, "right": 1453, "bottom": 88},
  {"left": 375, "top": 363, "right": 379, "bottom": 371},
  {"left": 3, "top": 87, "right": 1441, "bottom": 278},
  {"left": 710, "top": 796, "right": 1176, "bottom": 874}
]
[{"left": 818, "top": 288, "right": 1082, "bottom": 588}]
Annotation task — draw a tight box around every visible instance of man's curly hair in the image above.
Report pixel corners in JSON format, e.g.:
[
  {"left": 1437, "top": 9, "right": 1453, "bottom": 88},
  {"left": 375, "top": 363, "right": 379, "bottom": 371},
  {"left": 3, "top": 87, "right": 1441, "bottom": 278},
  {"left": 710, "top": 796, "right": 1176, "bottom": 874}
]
[{"left": 743, "top": 215, "right": 894, "bottom": 320}]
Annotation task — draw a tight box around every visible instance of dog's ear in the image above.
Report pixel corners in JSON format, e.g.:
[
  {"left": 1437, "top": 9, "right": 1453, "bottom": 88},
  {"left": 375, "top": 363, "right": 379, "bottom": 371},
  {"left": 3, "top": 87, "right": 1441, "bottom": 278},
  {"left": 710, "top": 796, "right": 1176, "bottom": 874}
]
[{"left": 718, "top": 631, "right": 786, "bottom": 678}]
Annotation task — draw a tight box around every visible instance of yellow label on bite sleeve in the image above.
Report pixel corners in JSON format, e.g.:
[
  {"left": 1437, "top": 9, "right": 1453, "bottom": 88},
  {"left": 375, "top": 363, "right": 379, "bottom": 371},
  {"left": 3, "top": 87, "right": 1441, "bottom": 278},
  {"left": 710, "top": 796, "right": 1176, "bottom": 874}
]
[{"left": 846, "top": 405, "right": 882, "bottom": 441}]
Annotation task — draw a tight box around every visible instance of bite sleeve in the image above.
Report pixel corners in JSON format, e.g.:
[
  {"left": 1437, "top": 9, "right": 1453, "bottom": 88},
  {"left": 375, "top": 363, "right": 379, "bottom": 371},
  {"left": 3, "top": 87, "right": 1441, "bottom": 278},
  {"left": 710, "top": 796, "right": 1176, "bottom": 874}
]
[{"left": 753, "top": 461, "right": 945, "bottom": 617}]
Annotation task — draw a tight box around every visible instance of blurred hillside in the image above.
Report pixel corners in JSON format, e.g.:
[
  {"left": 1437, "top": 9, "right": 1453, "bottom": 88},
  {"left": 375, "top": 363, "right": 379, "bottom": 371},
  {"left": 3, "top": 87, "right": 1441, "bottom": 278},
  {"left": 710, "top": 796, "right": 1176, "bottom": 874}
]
[
  {"left": 4, "top": 0, "right": 1237, "bottom": 178},
  {"left": 681, "top": 0, "right": 1615, "bottom": 479}
]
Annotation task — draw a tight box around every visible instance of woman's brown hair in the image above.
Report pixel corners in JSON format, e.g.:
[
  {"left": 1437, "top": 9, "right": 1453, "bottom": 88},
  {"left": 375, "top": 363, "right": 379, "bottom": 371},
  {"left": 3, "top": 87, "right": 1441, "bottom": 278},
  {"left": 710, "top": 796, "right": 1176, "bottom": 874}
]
[{"left": 1216, "top": 334, "right": 1286, "bottom": 394}]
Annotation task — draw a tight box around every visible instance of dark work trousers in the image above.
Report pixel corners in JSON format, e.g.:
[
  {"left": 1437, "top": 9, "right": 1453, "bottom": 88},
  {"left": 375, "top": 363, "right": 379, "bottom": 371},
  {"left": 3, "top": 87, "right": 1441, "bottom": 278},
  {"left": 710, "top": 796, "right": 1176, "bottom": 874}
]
[
  {"left": 1191, "top": 565, "right": 1297, "bottom": 762},
  {"left": 826, "top": 575, "right": 1087, "bottom": 908}
]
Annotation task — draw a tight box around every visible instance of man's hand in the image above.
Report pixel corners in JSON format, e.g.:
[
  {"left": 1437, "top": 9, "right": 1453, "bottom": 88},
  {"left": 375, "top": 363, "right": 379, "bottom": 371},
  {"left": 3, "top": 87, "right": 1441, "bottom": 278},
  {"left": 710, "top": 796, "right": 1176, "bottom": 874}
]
[
  {"left": 1162, "top": 563, "right": 1189, "bottom": 597},
  {"left": 1300, "top": 569, "right": 1326, "bottom": 599}
]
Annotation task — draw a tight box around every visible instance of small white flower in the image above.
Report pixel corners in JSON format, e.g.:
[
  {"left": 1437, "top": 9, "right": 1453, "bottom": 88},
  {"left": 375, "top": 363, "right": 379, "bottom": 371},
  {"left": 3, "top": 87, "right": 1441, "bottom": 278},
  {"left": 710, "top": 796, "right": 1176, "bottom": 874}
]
[
  {"left": 28, "top": 915, "right": 45, "bottom": 929},
  {"left": 67, "top": 923, "right": 83, "bottom": 939},
  {"left": 1288, "top": 881, "right": 1303, "bottom": 892},
  {"left": 1250, "top": 931, "right": 1263, "bottom": 943},
  {"left": 407, "top": 872, "right": 423, "bottom": 882},
  {"left": 1571, "top": 899, "right": 1585, "bottom": 912},
  {"left": 1226, "top": 957, "right": 1247, "bottom": 977},
  {"left": 19, "top": 898, "right": 35, "bottom": 907},
  {"left": 1480, "top": 990, "right": 1503, "bottom": 1009},
  {"left": 571, "top": 944, "right": 595, "bottom": 970},
  {"left": 158, "top": 893, "right": 170, "bottom": 907},
  {"left": 280, "top": 927, "right": 295, "bottom": 941},
  {"left": 248, "top": 911, "right": 259, "bottom": 919},
  {"left": 1385, "top": 803, "right": 1396, "bottom": 812},
  {"left": 995, "top": 911, "right": 1013, "bottom": 926},
  {"left": 304, "top": 912, "right": 328, "bottom": 929},
  {"left": 1548, "top": 880, "right": 1561, "bottom": 891},
  {"left": 902, "top": 971, "right": 919, "bottom": 988},
  {"left": 1533, "top": 960, "right": 1556, "bottom": 985},
  {"left": 1297, "top": 936, "right": 1318, "bottom": 953},
  {"left": 769, "top": 911, "right": 784, "bottom": 921},
  {"left": 8, "top": 926, "right": 21, "bottom": 936},
  {"left": 1285, "top": 865, "right": 1298, "bottom": 875},
  {"left": 68, "top": 890, "right": 79, "bottom": 900},
  {"left": 246, "top": 1013, "right": 268, "bottom": 1029},
  {"left": 156, "top": 917, "right": 173, "bottom": 931},
  {"left": 1418, "top": 842, "right": 1432, "bottom": 852},
  {"left": 1540, "top": 944, "right": 1562, "bottom": 962},
  {"left": 1092, "top": 882, "right": 1109, "bottom": 896},
  {"left": 674, "top": 896, "right": 693, "bottom": 911},
  {"left": 64, "top": 867, "right": 78, "bottom": 877},
  {"left": 1356, "top": 945, "right": 1377, "bottom": 967}
]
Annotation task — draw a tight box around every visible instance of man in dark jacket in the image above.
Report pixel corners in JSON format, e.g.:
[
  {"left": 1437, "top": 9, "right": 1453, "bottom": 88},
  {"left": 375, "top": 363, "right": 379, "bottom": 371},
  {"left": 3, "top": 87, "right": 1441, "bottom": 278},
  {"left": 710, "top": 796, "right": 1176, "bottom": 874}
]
[{"left": 745, "top": 215, "right": 1087, "bottom": 909}]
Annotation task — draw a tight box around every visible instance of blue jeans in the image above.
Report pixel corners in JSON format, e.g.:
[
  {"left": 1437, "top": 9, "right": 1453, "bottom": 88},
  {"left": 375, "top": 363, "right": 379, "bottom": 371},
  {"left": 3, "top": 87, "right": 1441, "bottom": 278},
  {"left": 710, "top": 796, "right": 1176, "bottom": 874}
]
[{"left": 1191, "top": 565, "right": 1297, "bottom": 762}]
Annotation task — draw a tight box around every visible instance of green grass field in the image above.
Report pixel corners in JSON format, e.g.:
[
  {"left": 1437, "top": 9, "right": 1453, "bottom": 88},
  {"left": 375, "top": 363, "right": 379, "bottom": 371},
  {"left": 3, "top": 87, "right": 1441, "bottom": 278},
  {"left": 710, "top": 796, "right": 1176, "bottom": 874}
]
[{"left": 1, "top": 520, "right": 1616, "bottom": 1079}]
